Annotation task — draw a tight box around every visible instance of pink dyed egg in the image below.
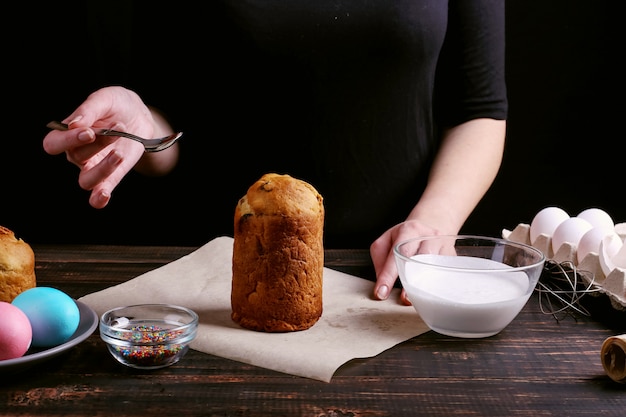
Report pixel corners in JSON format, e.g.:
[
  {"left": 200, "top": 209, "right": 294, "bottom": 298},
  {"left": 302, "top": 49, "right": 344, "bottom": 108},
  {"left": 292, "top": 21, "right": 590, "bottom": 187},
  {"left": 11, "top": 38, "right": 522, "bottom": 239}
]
[{"left": 0, "top": 301, "right": 32, "bottom": 360}]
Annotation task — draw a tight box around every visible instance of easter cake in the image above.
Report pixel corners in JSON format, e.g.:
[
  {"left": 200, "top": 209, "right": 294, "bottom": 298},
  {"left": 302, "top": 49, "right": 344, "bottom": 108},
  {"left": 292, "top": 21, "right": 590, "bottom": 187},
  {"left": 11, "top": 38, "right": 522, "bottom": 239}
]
[
  {"left": 0, "top": 226, "right": 36, "bottom": 303},
  {"left": 231, "top": 173, "right": 325, "bottom": 332}
]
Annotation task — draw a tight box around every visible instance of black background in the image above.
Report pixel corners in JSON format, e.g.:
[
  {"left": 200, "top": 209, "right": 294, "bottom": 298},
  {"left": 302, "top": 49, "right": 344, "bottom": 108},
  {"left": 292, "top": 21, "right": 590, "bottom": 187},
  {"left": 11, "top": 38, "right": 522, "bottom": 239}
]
[{"left": 2, "top": 1, "right": 624, "bottom": 247}]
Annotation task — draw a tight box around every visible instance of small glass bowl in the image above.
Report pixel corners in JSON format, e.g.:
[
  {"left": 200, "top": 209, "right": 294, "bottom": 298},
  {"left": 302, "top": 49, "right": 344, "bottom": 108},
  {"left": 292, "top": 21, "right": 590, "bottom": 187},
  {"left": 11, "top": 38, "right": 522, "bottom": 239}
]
[{"left": 100, "top": 304, "right": 198, "bottom": 370}]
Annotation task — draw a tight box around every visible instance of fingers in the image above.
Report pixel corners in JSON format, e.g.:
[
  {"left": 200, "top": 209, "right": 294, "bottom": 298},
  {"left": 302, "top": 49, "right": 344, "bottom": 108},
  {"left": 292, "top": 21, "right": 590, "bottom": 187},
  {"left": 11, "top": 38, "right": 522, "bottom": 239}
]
[
  {"left": 72, "top": 139, "right": 142, "bottom": 208},
  {"left": 370, "top": 220, "right": 443, "bottom": 304},
  {"left": 400, "top": 289, "right": 412, "bottom": 306},
  {"left": 374, "top": 252, "right": 400, "bottom": 301},
  {"left": 64, "top": 86, "right": 140, "bottom": 131},
  {"left": 80, "top": 150, "right": 128, "bottom": 209},
  {"left": 371, "top": 244, "right": 411, "bottom": 305},
  {"left": 43, "top": 86, "right": 148, "bottom": 157},
  {"left": 89, "top": 187, "right": 112, "bottom": 209},
  {"left": 370, "top": 231, "right": 399, "bottom": 302},
  {"left": 78, "top": 150, "right": 124, "bottom": 192},
  {"left": 43, "top": 92, "right": 114, "bottom": 156},
  {"left": 43, "top": 127, "right": 96, "bottom": 156}
]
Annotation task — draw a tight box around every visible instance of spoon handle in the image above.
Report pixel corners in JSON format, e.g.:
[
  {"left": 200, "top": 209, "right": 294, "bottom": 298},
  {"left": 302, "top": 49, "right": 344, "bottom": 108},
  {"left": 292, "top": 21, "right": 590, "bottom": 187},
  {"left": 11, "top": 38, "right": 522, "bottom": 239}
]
[{"left": 46, "top": 121, "right": 70, "bottom": 131}]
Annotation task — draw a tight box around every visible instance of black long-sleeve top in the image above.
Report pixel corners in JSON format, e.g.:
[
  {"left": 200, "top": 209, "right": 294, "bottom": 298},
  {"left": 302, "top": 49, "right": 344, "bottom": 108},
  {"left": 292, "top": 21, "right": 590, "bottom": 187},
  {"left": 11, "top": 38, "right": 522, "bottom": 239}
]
[{"left": 85, "top": 0, "right": 508, "bottom": 247}]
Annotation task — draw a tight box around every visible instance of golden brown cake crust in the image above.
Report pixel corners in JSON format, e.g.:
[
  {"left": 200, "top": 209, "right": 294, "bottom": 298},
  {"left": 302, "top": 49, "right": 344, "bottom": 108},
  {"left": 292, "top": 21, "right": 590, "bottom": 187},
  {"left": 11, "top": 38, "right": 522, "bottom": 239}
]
[
  {"left": 231, "top": 173, "right": 324, "bottom": 332},
  {"left": 0, "top": 226, "right": 36, "bottom": 303}
]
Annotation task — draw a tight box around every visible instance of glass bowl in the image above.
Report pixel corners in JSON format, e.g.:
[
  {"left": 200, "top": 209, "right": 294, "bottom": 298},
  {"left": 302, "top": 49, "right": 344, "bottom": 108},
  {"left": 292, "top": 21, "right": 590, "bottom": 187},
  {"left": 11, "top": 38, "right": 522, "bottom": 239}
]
[
  {"left": 394, "top": 235, "right": 545, "bottom": 338},
  {"left": 99, "top": 304, "right": 198, "bottom": 370}
]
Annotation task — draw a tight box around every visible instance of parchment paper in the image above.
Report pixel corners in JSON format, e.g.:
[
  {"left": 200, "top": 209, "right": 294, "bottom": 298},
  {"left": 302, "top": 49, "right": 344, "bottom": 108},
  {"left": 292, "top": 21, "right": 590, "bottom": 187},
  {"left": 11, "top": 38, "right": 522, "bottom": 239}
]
[{"left": 79, "top": 236, "right": 429, "bottom": 382}]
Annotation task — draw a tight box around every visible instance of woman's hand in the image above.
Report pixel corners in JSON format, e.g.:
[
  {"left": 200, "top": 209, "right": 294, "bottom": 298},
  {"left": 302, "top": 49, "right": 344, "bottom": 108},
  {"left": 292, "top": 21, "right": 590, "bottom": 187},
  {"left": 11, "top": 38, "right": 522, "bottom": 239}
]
[
  {"left": 43, "top": 86, "right": 178, "bottom": 208},
  {"left": 370, "top": 220, "right": 442, "bottom": 305}
]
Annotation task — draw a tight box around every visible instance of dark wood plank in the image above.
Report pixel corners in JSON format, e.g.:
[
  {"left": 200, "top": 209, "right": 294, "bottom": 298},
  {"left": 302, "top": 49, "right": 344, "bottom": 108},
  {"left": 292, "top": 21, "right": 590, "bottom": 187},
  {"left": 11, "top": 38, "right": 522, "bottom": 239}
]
[{"left": 2, "top": 245, "right": 626, "bottom": 417}]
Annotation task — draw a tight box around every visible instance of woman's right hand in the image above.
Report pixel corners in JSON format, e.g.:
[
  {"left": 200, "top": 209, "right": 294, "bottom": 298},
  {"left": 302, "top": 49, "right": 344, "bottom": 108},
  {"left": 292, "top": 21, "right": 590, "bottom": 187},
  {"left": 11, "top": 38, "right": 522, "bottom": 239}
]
[{"left": 43, "top": 86, "right": 178, "bottom": 208}]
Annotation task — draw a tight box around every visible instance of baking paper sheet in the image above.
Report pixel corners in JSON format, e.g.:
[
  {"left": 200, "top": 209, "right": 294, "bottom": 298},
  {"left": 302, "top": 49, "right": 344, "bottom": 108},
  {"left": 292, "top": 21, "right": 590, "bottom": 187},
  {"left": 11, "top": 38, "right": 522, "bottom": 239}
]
[{"left": 79, "top": 236, "right": 429, "bottom": 382}]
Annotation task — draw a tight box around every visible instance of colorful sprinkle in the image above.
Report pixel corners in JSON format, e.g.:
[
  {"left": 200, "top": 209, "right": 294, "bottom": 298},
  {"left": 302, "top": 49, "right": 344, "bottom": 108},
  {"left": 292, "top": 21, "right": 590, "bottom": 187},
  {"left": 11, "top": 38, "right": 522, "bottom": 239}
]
[{"left": 112, "top": 325, "right": 186, "bottom": 367}]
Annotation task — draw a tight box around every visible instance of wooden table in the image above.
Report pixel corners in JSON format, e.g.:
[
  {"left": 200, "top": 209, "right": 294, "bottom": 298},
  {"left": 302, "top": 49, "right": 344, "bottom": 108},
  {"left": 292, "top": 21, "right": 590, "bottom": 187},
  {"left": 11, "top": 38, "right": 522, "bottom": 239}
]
[{"left": 2, "top": 244, "right": 626, "bottom": 416}]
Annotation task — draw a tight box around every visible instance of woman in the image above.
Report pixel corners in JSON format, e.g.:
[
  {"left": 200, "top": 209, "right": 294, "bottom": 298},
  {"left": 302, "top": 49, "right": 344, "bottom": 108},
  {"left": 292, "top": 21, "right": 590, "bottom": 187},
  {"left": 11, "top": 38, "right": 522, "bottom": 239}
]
[{"left": 43, "top": 0, "right": 507, "bottom": 304}]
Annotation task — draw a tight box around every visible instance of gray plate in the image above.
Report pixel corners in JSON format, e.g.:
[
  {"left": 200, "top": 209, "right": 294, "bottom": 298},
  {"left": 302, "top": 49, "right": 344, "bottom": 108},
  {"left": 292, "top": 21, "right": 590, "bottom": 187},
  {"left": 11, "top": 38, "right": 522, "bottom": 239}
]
[{"left": 0, "top": 300, "right": 98, "bottom": 374}]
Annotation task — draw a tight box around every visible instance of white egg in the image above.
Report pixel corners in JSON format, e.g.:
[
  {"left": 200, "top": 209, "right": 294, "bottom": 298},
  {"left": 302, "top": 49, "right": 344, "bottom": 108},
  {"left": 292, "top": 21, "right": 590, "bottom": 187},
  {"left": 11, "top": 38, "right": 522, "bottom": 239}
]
[
  {"left": 599, "top": 234, "right": 626, "bottom": 276},
  {"left": 551, "top": 217, "right": 593, "bottom": 254},
  {"left": 530, "top": 207, "right": 570, "bottom": 244},
  {"left": 576, "top": 208, "right": 615, "bottom": 234},
  {"left": 577, "top": 228, "right": 616, "bottom": 263},
  {"left": 612, "top": 239, "right": 626, "bottom": 269}
]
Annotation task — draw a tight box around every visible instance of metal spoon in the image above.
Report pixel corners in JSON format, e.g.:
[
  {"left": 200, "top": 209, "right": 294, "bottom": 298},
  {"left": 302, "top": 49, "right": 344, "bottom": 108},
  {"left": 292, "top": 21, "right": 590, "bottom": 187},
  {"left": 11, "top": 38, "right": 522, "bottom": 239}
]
[{"left": 46, "top": 121, "right": 183, "bottom": 152}]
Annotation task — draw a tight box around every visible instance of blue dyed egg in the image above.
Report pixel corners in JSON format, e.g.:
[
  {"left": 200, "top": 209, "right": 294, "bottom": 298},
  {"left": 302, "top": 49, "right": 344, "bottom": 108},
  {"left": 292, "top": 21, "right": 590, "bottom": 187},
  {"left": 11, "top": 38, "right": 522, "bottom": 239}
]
[{"left": 12, "top": 287, "right": 80, "bottom": 347}]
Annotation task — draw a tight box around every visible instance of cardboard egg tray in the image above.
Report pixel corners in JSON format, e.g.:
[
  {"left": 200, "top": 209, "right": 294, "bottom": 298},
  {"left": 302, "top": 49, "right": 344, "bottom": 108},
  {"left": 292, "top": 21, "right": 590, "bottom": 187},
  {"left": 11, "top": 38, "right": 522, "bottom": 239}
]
[{"left": 503, "top": 223, "right": 626, "bottom": 310}]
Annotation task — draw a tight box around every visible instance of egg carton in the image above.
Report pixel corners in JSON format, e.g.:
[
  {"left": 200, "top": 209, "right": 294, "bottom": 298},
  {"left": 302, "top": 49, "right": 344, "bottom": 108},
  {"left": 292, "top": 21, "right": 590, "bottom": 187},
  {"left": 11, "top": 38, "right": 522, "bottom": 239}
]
[{"left": 503, "top": 223, "right": 626, "bottom": 310}]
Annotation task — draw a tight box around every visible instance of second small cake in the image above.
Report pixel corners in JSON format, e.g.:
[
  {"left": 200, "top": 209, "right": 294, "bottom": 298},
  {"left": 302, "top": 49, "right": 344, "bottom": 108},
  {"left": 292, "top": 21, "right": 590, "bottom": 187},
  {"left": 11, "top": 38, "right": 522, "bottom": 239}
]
[
  {"left": 231, "top": 173, "right": 324, "bottom": 332},
  {"left": 0, "top": 226, "right": 36, "bottom": 303}
]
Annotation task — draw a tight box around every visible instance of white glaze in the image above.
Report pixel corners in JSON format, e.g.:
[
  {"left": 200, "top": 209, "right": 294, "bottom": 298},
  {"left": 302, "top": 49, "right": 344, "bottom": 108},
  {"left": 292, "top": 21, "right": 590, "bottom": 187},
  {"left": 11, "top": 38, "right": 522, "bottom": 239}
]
[{"left": 401, "top": 255, "right": 532, "bottom": 338}]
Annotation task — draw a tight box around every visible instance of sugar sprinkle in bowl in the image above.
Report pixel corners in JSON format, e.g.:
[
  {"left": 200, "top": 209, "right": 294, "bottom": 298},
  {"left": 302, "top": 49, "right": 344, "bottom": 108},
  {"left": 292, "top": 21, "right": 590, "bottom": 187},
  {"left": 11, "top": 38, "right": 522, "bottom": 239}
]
[{"left": 100, "top": 304, "right": 198, "bottom": 370}]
